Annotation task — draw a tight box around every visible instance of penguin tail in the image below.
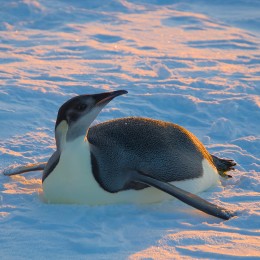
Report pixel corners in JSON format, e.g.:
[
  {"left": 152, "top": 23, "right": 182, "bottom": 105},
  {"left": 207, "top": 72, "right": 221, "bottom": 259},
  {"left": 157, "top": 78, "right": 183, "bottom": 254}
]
[{"left": 211, "top": 155, "right": 236, "bottom": 178}]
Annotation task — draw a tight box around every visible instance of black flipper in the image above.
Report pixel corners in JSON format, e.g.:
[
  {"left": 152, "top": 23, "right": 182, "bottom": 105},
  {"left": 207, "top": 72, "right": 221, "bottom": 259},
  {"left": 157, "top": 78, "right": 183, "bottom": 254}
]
[
  {"left": 133, "top": 172, "right": 235, "bottom": 220},
  {"left": 2, "top": 162, "right": 46, "bottom": 176}
]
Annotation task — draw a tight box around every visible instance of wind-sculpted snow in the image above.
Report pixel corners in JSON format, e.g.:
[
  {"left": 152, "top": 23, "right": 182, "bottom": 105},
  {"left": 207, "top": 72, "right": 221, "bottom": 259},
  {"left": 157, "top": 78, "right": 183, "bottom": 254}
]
[{"left": 0, "top": 0, "right": 259, "bottom": 259}]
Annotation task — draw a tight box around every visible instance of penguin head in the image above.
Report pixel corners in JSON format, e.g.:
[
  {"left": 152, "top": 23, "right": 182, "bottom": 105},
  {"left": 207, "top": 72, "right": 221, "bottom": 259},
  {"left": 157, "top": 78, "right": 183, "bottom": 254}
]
[{"left": 55, "top": 90, "right": 127, "bottom": 150}]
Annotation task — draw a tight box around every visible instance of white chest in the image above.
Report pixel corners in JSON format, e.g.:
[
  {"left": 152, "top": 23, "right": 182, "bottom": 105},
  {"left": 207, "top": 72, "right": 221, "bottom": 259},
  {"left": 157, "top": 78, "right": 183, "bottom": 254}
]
[{"left": 42, "top": 138, "right": 102, "bottom": 204}]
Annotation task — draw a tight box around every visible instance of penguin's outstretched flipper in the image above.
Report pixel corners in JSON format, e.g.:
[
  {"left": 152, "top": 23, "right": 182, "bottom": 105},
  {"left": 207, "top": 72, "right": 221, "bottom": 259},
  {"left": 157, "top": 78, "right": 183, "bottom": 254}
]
[
  {"left": 132, "top": 172, "right": 235, "bottom": 220},
  {"left": 2, "top": 162, "right": 46, "bottom": 176}
]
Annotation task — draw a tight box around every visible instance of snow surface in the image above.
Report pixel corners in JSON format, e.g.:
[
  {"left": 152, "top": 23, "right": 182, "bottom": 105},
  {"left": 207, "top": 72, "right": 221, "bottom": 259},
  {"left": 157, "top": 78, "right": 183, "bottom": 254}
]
[{"left": 0, "top": 0, "right": 259, "bottom": 259}]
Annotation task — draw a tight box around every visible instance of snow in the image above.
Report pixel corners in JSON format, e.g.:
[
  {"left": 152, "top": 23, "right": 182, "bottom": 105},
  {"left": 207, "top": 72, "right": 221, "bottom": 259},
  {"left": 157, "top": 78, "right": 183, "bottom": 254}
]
[{"left": 0, "top": 0, "right": 259, "bottom": 259}]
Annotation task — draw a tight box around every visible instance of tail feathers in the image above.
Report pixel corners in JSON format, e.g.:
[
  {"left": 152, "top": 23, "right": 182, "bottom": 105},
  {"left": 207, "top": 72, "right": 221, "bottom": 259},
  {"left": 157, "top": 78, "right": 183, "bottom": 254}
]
[{"left": 211, "top": 155, "right": 236, "bottom": 178}]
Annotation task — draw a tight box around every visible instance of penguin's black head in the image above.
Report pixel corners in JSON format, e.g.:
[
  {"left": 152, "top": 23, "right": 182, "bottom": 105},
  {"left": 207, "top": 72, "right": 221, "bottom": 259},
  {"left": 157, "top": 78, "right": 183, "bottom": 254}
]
[
  {"left": 56, "top": 90, "right": 127, "bottom": 128},
  {"left": 55, "top": 90, "right": 127, "bottom": 146}
]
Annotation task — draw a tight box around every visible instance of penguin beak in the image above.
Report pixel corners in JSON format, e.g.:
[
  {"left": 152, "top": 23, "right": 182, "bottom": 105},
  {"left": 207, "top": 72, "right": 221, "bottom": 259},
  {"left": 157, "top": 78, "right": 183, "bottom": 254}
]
[{"left": 94, "top": 90, "right": 128, "bottom": 107}]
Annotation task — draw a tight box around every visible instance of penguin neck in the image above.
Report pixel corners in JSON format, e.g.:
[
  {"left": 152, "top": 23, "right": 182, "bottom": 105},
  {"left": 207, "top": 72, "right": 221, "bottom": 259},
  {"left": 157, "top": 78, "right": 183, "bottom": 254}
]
[
  {"left": 55, "top": 120, "right": 68, "bottom": 152},
  {"left": 55, "top": 120, "right": 90, "bottom": 152},
  {"left": 64, "top": 135, "right": 90, "bottom": 152}
]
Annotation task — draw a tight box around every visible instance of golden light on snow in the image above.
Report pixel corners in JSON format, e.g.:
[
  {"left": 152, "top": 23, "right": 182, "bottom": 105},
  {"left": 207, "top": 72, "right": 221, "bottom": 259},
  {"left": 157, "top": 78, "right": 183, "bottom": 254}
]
[
  {"left": 3, "top": 176, "right": 42, "bottom": 195},
  {"left": 0, "top": 147, "right": 23, "bottom": 157},
  {"left": 129, "top": 231, "right": 260, "bottom": 259},
  {"left": 0, "top": 1, "right": 259, "bottom": 258}
]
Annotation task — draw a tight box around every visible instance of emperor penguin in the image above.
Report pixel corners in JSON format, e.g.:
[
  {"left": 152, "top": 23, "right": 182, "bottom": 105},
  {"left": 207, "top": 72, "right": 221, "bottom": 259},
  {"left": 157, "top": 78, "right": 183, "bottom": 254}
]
[{"left": 39, "top": 90, "right": 236, "bottom": 220}]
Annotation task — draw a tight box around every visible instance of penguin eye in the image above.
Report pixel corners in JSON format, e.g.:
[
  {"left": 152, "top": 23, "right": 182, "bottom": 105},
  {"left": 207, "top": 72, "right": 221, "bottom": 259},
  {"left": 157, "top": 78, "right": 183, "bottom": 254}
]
[{"left": 75, "top": 103, "right": 87, "bottom": 112}]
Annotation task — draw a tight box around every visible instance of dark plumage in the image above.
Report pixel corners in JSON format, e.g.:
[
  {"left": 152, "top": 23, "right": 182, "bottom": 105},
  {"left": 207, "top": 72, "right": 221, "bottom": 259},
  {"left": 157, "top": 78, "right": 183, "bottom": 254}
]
[{"left": 88, "top": 117, "right": 214, "bottom": 193}]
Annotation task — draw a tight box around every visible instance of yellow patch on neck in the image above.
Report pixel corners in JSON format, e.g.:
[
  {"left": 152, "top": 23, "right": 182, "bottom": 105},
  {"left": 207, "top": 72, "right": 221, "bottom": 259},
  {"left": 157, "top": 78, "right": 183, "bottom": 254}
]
[{"left": 56, "top": 120, "right": 68, "bottom": 150}]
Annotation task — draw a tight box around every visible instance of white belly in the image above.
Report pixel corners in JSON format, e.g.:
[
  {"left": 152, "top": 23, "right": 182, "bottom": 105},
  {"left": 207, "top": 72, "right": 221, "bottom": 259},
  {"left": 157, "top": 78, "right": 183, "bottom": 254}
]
[{"left": 43, "top": 138, "right": 220, "bottom": 205}]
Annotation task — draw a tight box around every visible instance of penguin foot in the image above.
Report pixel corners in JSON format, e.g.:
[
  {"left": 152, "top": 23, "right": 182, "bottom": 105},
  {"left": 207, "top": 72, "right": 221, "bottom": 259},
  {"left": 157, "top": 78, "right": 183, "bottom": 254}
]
[{"left": 211, "top": 155, "right": 236, "bottom": 178}]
